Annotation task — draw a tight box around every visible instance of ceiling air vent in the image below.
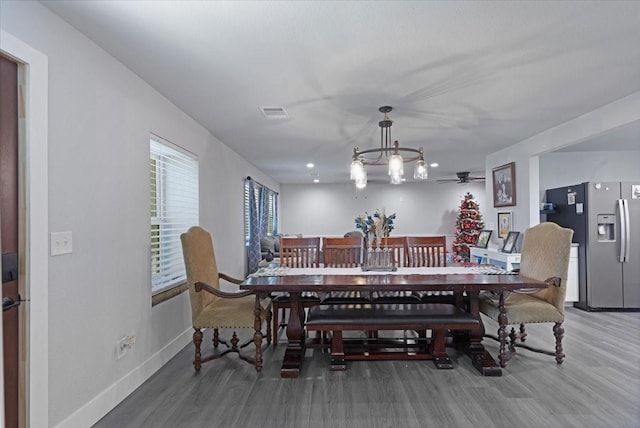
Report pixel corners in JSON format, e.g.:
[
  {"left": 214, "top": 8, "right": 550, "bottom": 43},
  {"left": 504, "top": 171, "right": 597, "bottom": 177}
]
[{"left": 259, "top": 106, "right": 289, "bottom": 119}]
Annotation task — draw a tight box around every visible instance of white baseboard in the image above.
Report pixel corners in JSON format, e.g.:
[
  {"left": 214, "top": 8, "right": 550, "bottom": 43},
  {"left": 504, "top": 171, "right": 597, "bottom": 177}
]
[{"left": 53, "top": 328, "right": 192, "bottom": 428}]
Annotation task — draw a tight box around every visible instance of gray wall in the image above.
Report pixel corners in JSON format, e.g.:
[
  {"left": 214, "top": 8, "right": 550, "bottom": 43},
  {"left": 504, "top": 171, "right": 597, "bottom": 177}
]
[
  {"left": 280, "top": 181, "right": 487, "bottom": 249},
  {"left": 540, "top": 151, "right": 640, "bottom": 197}
]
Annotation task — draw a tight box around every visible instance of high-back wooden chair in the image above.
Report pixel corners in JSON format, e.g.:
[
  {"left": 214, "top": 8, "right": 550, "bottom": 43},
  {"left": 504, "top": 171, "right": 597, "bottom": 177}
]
[
  {"left": 479, "top": 222, "right": 573, "bottom": 365},
  {"left": 272, "top": 237, "right": 322, "bottom": 345},
  {"left": 405, "top": 236, "right": 453, "bottom": 304},
  {"left": 180, "top": 226, "right": 271, "bottom": 371},
  {"left": 322, "top": 236, "right": 369, "bottom": 303},
  {"left": 280, "top": 237, "right": 321, "bottom": 268},
  {"left": 404, "top": 236, "right": 447, "bottom": 267},
  {"left": 323, "top": 236, "right": 363, "bottom": 267},
  {"left": 371, "top": 236, "right": 420, "bottom": 303},
  {"left": 374, "top": 236, "right": 407, "bottom": 267}
]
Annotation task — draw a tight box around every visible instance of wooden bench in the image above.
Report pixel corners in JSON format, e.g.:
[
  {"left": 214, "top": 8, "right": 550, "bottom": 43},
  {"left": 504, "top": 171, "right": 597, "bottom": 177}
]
[{"left": 306, "top": 303, "right": 480, "bottom": 370}]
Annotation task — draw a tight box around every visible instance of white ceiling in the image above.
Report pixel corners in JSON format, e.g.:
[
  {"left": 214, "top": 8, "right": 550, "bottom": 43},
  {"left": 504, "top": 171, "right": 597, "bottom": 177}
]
[{"left": 43, "top": 1, "right": 640, "bottom": 184}]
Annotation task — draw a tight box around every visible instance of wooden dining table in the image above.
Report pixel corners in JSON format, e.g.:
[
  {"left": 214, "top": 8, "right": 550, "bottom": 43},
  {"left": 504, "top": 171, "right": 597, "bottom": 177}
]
[{"left": 240, "top": 266, "right": 549, "bottom": 378}]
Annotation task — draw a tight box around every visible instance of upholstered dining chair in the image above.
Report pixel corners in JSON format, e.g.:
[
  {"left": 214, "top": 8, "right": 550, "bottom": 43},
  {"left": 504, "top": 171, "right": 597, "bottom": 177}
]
[
  {"left": 180, "top": 226, "right": 271, "bottom": 371},
  {"left": 479, "top": 222, "right": 573, "bottom": 365},
  {"left": 271, "top": 237, "right": 322, "bottom": 345}
]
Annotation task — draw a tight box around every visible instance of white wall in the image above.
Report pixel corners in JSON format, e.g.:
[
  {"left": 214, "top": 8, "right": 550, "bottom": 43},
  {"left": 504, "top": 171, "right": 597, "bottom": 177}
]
[
  {"left": 539, "top": 151, "right": 640, "bottom": 196},
  {"left": 1, "top": 2, "right": 278, "bottom": 427},
  {"left": 281, "top": 181, "right": 487, "bottom": 249}
]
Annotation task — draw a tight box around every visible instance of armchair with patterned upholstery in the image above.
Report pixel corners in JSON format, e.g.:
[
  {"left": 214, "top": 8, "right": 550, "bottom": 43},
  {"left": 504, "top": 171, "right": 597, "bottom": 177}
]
[
  {"left": 180, "top": 226, "right": 271, "bottom": 371},
  {"left": 479, "top": 222, "right": 573, "bottom": 366}
]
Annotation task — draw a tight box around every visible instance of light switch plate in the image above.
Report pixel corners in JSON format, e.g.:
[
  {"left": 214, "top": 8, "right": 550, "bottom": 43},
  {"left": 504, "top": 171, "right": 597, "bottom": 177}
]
[{"left": 51, "top": 231, "right": 73, "bottom": 256}]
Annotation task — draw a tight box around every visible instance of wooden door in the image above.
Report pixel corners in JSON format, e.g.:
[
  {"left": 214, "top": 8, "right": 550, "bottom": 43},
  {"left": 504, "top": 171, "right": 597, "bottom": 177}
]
[{"left": 1, "top": 53, "right": 20, "bottom": 428}]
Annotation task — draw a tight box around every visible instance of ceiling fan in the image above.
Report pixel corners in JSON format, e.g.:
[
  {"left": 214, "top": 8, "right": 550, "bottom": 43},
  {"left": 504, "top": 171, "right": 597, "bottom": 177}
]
[{"left": 436, "top": 171, "right": 485, "bottom": 184}]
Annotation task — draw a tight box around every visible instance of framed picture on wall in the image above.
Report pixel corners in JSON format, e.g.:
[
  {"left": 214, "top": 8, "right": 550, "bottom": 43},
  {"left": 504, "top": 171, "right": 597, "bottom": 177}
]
[
  {"left": 497, "top": 212, "right": 512, "bottom": 239},
  {"left": 475, "top": 230, "right": 492, "bottom": 248},
  {"left": 492, "top": 162, "right": 516, "bottom": 207},
  {"left": 502, "top": 231, "right": 520, "bottom": 253}
]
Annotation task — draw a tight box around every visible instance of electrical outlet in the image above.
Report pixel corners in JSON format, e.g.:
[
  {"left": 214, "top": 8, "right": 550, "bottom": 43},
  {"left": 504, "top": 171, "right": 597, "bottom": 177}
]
[
  {"left": 127, "top": 335, "right": 136, "bottom": 348},
  {"left": 116, "top": 335, "right": 135, "bottom": 359},
  {"left": 116, "top": 337, "right": 127, "bottom": 359},
  {"left": 50, "top": 231, "right": 73, "bottom": 256}
]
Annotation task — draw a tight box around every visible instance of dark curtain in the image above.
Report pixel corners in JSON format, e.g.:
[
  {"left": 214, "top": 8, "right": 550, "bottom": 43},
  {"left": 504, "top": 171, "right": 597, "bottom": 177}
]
[{"left": 246, "top": 177, "right": 278, "bottom": 273}]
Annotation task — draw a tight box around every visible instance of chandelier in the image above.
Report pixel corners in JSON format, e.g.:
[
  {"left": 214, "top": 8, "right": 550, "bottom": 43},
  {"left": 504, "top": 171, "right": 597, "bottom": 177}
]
[{"left": 350, "top": 106, "right": 427, "bottom": 188}]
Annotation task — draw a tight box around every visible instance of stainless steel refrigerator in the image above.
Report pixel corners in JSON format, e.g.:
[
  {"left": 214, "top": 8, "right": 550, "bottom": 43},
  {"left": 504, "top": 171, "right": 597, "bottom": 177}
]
[{"left": 546, "top": 182, "right": 640, "bottom": 310}]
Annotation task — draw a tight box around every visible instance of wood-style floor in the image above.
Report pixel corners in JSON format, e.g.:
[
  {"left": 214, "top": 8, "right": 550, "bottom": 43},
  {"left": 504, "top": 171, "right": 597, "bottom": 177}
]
[{"left": 94, "top": 308, "right": 640, "bottom": 428}]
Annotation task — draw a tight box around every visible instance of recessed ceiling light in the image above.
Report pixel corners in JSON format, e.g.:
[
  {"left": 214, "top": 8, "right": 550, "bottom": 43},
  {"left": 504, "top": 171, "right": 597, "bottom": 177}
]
[
  {"left": 306, "top": 163, "right": 315, "bottom": 168},
  {"left": 313, "top": 179, "right": 320, "bottom": 183},
  {"left": 430, "top": 162, "right": 439, "bottom": 168}
]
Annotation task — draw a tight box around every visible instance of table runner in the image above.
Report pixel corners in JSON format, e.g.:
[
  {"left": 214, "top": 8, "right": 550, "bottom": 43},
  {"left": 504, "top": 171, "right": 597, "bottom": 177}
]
[{"left": 250, "top": 265, "right": 515, "bottom": 277}]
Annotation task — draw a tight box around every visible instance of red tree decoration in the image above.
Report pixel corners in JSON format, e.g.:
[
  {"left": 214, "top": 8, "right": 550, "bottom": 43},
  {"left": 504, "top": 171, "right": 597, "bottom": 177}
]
[{"left": 453, "top": 192, "right": 484, "bottom": 262}]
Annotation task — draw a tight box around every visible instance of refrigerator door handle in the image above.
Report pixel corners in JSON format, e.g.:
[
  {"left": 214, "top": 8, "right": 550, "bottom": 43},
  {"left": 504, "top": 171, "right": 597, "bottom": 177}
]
[
  {"left": 623, "top": 199, "right": 630, "bottom": 263},
  {"left": 618, "top": 199, "right": 626, "bottom": 262}
]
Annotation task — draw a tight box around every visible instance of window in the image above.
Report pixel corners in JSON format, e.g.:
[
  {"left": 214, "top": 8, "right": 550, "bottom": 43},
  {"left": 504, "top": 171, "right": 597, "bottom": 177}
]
[
  {"left": 244, "top": 179, "right": 278, "bottom": 245},
  {"left": 150, "top": 135, "right": 199, "bottom": 295}
]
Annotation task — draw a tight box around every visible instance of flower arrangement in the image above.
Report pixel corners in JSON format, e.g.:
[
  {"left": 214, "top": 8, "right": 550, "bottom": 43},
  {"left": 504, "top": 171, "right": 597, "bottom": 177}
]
[{"left": 355, "top": 209, "right": 396, "bottom": 241}]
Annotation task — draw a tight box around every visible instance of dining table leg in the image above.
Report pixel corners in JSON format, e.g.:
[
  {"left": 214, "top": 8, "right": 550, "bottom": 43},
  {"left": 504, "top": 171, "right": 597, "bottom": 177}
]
[
  {"left": 280, "top": 291, "right": 305, "bottom": 378},
  {"left": 467, "top": 290, "right": 502, "bottom": 376},
  {"left": 253, "top": 294, "right": 263, "bottom": 372},
  {"left": 497, "top": 290, "right": 510, "bottom": 368}
]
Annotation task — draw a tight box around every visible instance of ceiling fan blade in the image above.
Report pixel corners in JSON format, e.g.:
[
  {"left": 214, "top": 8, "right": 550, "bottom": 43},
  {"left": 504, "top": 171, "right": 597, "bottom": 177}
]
[{"left": 436, "top": 173, "right": 485, "bottom": 184}]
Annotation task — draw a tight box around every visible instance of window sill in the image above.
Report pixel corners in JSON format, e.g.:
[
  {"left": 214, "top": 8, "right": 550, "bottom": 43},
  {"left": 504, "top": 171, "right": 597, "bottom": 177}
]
[{"left": 152, "top": 281, "right": 188, "bottom": 306}]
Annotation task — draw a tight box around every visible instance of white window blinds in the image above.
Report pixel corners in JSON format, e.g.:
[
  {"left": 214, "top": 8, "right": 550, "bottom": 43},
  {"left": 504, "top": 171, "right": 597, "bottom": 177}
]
[
  {"left": 150, "top": 135, "right": 199, "bottom": 294},
  {"left": 244, "top": 180, "right": 278, "bottom": 244}
]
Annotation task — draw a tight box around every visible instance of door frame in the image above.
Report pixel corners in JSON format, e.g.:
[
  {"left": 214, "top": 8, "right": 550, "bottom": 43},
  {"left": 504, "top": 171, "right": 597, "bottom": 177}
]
[
  {"left": 1, "top": 215, "right": 4, "bottom": 428},
  {"left": 1, "top": 30, "right": 49, "bottom": 428}
]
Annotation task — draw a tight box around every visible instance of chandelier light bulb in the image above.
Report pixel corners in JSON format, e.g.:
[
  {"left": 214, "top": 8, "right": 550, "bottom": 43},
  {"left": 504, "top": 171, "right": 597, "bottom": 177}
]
[
  {"left": 413, "top": 158, "right": 427, "bottom": 180},
  {"left": 388, "top": 153, "right": 404, "bottom": 177},
  {"left": 350, "top": 159, "right": 365, "bottom": 181},
  {"left": 350, "top": 107, "right": 431, "bottom": 188}
]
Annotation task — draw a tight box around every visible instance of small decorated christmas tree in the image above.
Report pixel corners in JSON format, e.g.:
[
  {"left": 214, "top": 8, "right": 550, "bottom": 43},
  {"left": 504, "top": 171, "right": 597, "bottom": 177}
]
[{"left": 453, "top": 192, "right": 484, "bottom": 262}]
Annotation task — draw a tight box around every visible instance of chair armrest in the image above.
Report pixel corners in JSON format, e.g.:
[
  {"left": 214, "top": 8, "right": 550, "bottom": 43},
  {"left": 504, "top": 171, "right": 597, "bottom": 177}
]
[
  {"left": 545, "top": 276, "right": 561, "bottom": 287},
  {"left": 219, "top": 272, "right": 244, "bottom": 285},
  {"left": 513, "top": 276, "right": 562, "bottom": 295},
  {"left": 194, "top": 281, "right": 253, "bottom": 298}
]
